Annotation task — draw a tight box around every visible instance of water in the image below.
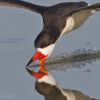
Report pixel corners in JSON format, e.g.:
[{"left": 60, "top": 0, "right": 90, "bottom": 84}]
[{"left": 0, "top": 0, "right": 100, "bottom": 100}]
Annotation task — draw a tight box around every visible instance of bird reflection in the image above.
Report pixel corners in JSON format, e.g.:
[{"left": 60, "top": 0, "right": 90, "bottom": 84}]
[{"left": 26, "top": 67, "right": 99, "bottom": 100}]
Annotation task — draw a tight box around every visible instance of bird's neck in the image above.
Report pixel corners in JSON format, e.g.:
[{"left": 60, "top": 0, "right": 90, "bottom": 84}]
[
  {"left": 35, "top": 74, "right": 57, "bottom": 95},
  {"left": 35, "top": 74, "right": 67, "bottom": 100},
  {"left": 37, "top": 43, "right": 56, "bottom": 57},
  {"left": 37, "top": 74, "right": 57, "bottom": 85}
]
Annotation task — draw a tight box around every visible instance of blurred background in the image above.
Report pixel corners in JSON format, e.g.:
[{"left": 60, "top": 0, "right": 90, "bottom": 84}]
[{"left": 0, "top": 0, "right": 100, "bottom": 100}]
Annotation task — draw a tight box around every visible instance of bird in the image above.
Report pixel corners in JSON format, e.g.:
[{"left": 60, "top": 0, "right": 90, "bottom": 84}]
[
  {"left": 26, "top": 67, "right": 99, "bottom": 100},
  {"left": 0, "top": 0, "right": 100, "bottom": 73}
]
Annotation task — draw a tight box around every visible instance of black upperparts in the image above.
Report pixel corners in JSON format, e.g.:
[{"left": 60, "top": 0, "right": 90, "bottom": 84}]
[
  {"left": 0, "top": 0, "right": 47, "bottom": 14},
  {"left": 0, "top": 0, "right": 90, "bottom": 16},
  {"left": 34, "top": 27, "right": 60, "bottom": 48},
  {"left": 34, "top": 1, "right": 89, "bottom": 48}
]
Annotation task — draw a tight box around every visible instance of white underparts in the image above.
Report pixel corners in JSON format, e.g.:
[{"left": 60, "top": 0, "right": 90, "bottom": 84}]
[
  {"left": 37, "top": 43, "right": 56, "bottom": 57},
  {"left": 61, "top": 89, "right": 75, "bottom": 100},
  {"left": 38, "top": 74, "right": 56, "bottom": 85},
  {"left": 61, "top": 17, "right": 74, "bottom": 36},
  {"left": 91, "top": 10, "right": 96, "bottom": 14}
]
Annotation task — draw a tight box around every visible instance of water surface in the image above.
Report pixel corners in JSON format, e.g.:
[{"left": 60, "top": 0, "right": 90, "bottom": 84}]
[{"left": 0, "top": 0, "right": 100, "bottom": 100}]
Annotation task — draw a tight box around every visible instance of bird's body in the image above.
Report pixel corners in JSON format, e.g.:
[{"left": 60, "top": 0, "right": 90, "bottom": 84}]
[
  {"left": 34, "top": 2, "right": 90, "bottom": 51},
  {"left": 26, "top": 68, "right": 99, "bottom": 100},
  {"left": 0, "top": 0, "right": 100, "bottom": 71},
  {"left": 35, "top": 81, "right": 91, "bottom": 100}
]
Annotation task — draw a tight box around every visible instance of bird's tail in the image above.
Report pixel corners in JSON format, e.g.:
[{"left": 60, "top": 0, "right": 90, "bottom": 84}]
[
  {"left": 68, "top": 3, "right": 100, "bottom": 16},
  {"left": 88, "top": 3, "right": 100, "bottom": 11},
  {"left": 0, "top": 0, "right": 47, "bottom": 15},
  {"left": 91, "top": 98, "right": 100, "bottom": 100}
]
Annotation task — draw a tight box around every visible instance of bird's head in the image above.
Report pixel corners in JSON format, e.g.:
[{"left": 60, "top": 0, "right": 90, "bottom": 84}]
[
  {"left": 26, "top": 50, "right": 48, "bottom": 68},
  {"left": 26, "top": 67, "right": 56, "bottom": 85},
  {"left": 26, "top": 44, "right": 55, "bottom": 67}
]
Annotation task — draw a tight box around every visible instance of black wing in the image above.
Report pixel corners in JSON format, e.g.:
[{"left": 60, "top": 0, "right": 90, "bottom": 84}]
[
  {"left": 69, "top": 3, "right": 100, "bottom": 16},
  {"left": 0, "top": 0, "right": 46, "bottom": 15}
]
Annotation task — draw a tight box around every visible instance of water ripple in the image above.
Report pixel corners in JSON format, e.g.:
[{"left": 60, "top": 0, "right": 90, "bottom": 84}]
[{"left": 28, "top": 48, "right": 100, "bottom": 71}]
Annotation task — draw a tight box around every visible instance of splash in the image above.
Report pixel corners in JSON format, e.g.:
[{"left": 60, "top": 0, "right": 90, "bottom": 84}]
[{"left": 28, "top": 48, "right": 100, "bottom": 71}]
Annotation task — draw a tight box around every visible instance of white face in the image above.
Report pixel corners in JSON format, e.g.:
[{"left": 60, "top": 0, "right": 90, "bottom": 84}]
[
  {"left": 37, "top": 43, "right": 56, "bottom": 57},
  {"left": 38, "top": 74, "right": 56, "bottom": 85}
]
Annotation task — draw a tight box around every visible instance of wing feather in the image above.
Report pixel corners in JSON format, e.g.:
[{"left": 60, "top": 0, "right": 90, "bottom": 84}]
[
  {"left": 69, "top": 3, "right": 100, "bottom": 16},
  {"left": 0, "top": 0, "right": 46, "bottom": 14}
]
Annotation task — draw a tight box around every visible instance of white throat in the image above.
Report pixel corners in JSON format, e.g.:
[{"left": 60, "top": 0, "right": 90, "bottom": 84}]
[
  {"left": 37, "top": 43, "right": 56, "bottom": 57},
  {"left": 38, "top": 74, "right": 56, "bottom": 85}
]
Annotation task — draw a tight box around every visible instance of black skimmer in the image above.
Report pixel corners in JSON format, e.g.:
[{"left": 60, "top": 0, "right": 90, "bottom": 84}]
[
  {"left": 26, "top": 68, "right": 99, "bottom": 100},
  {"left": 0, "top": 0, "right": 100, "bottom": 72}
]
